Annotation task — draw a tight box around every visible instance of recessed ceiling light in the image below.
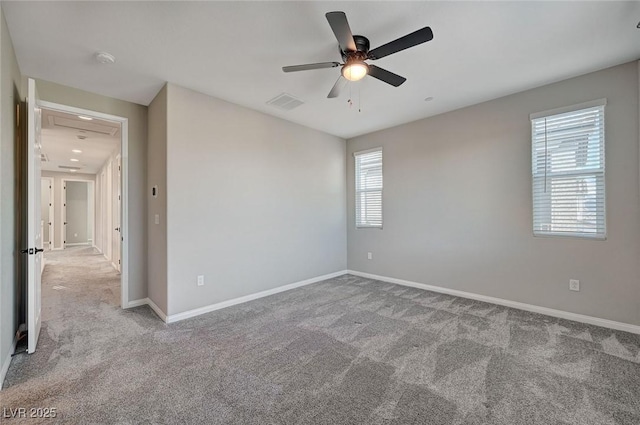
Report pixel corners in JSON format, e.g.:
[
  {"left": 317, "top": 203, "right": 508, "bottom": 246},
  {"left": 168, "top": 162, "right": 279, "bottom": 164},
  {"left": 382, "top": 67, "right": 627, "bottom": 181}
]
[
  {"left": 72, "top": 149, "right": 82, "bottom": 154},
  {"left": 78, "top": 115, "right": 93, "bottom": 121},
  {"left": 69, "top": 169, "right": 77, "bottom": 173},
  {"left": 424, "top": 97, "right": 434, "bottom": 102},
  {"left": 95, "top": 51, "right": 116, "bottom": 64},
  {"left": 70, "top": 158, "right": 79, "bottom": 162}
]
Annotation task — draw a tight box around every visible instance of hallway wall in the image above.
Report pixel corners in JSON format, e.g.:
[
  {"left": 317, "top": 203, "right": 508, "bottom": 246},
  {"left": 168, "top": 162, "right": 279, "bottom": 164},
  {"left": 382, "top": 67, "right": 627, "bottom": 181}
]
[{"left": 65, "top": 181, "right": 91, "bottom": 245}]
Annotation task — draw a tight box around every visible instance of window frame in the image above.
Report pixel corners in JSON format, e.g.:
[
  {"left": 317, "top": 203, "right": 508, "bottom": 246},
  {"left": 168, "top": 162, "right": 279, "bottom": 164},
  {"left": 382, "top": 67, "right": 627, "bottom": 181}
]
[
  {"left": 354, "top": 147, "right": 383, "bottom": 229},
  {"left": 530, "top": 99, "right": 607, "bottom": 240}
]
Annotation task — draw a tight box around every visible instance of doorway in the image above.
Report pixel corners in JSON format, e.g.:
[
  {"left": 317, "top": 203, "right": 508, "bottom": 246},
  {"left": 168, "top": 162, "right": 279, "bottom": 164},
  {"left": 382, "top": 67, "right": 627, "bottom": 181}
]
[
  {"left": 25, "top": 79, "right": 130, "bottom": 354},
  {"left": 38, "top": 101, "right": 128, "bottom": 293},
  {"left": 61, "top": 179, "right": 95, "bottom": 249}
]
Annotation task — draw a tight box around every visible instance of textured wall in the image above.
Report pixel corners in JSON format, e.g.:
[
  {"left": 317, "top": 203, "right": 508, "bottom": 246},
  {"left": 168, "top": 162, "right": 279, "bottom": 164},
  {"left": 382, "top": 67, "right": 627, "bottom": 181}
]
[
  {"left": 0, "top": 6, "right": 23, "bottom": 386},
  {"left": 164, "top": 84, "right": 347, "bottom": 316},
  {"left": 347, "top": 61, "right": 640, "bottom": 326},
  {"left": 65, "top": 181, "right": 90, "bottom": 244}
]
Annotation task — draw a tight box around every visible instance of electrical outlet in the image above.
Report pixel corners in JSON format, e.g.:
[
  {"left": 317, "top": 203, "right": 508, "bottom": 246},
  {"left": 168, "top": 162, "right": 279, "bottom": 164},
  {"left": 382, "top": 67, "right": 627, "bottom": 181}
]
[
  {"left": 569, "top": 279, "right": 580, "bottom": 292},
  {"left": 367, "top": 252, "right": 372, "bottom": 260},
  {"left": 197, "top": 275, "right": 205, "bottom": 286}
]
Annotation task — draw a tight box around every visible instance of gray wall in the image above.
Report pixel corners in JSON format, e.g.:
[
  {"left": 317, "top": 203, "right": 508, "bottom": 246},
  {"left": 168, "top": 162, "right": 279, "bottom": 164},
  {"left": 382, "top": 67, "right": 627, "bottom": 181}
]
[
  {"left": 347, "top": 61, "right": 640, "bottom": 326},
  {"left": 0, "top": 5, "right": 22, "bottom": 386},
  {"left": 41, "top": 171, "right": 95, "bottom": 249},
  {"left": 147, "top": 85, "right": 167, "bottom": 312},
  {"left": 35, "top": 80, "right": 148, "bottom": 302},
  {"left": 164, "top": 84, "right": 347, "bottom": 316},
  {"left": 65, "top": 181, "right": 90, "bottom": 244}
]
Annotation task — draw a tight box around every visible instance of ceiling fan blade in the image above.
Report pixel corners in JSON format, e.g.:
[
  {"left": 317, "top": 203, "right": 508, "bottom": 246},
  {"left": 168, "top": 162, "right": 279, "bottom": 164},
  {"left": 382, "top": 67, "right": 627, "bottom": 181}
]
[
  {"left": 282, "top": 62, "right": 341, "bottom": 73},
  {"left": 328, "top": 76, "right": 347, "bottom": 98},
  {"left": 368, "top": 65, "right": 406, "bottom": 87},
  {"left": 326, "top": 11, "right": 357, "bottom": 53},
  {"left": 367, "top": 27, "right": 433, "bottom": 60}
]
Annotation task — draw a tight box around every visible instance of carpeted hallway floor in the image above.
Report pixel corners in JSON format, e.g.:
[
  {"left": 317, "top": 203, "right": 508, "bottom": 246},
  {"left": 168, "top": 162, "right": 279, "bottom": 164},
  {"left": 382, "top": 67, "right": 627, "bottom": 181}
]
[{"left": 2, "top": 246, "right": 640, "bottom": 424}]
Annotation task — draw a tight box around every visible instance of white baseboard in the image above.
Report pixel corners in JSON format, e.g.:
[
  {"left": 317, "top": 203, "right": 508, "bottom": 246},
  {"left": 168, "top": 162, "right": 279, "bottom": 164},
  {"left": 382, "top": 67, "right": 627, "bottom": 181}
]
[
  {"left": 146, "top": 298, "right": 167, "bottom": 322},
  {"left": 125, "top": 297, "right": 167, "bottom": 322},
  {"left": 0, "top": 335, "right": 18, "bottom": 390},
  {"left": 347, "top": 270, "right": 640, "bottom": 335},
  {"left": 126, "top": 298, "right": 149, "bottom": 308},
  {"left": 65, "top": 242, "right": 90, "bottom": 247},
  {"left": 165, "top": 270, "right": 348, "bottom": 324}
]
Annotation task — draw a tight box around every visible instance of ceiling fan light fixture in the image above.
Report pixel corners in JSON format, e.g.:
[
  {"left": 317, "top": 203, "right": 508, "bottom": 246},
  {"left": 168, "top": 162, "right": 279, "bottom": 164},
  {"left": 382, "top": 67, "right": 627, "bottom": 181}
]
[{"left": 342, "top": 61, "right": 368, "bottom": 82}]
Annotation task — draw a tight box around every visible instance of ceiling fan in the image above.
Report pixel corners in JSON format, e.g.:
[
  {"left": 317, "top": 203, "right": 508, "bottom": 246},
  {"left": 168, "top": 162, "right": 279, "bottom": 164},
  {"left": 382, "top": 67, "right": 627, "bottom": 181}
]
[{"left": 282, "top": 11, "right": 433, "bottom": 98}]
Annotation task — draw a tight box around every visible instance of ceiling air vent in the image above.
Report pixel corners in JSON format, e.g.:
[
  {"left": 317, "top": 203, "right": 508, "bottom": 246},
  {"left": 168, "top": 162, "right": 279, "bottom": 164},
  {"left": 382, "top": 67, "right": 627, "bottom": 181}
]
[
  {"left": 266, "top": 93, "right": 304, "bottom": 111},
  {"left": 40, "top": 153, "right": 49, "bottom": 162}
]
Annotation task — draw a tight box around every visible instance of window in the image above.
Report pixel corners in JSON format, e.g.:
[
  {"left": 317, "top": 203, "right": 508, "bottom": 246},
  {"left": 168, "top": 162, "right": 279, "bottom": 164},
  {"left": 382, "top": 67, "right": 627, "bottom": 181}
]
[
  {"left": 531, "top": 99, "right": 606, "bottom": 239},
  {"left": 355, "top": 147, "right": 383, "bottom": 228}
]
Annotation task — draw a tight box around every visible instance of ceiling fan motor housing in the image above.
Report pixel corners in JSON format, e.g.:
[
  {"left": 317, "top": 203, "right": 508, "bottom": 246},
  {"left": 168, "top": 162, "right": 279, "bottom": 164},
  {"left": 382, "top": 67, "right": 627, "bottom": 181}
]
[{"left": 340, "top": 35, "right": 370, "bottom": 60}]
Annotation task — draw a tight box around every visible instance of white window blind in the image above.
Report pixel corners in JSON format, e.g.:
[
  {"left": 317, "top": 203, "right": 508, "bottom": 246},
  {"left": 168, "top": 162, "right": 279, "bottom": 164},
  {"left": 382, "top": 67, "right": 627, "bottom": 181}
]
[
  {"left": 355, "top": 148, "right": 383, "bottom": 228},
  {"left": 531, "top": 100, "right": 606, "bottom": 239}
]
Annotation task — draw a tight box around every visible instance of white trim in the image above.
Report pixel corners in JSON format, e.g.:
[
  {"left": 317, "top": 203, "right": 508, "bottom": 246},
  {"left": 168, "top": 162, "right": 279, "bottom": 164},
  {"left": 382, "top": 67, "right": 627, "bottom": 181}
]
[
  {"left": 64, "top": 242, "right": 91, "bottom": 247},
  {"left": 127, "top": 298, "right": 149, "bottom": 308},
  {"left": 39, "top": 100, "right": 129, "bottom": 308},
  {"left": 347, "top": 270, "right": 640, "bottom": 335},
  {"left": 353, "top": 146, "right": 383, "bottom": 157},
  {"left": 165, "top": 270, "right": 348, "bottom": 324},
  {"left": 530, "top": 98, "right": 607, "bottom": 120},
  {"left": 146, "top": 298, "right": 167, "bottom": 322},
  {"left": 0, "top": 335, "right": 18, "bottom": 390}
]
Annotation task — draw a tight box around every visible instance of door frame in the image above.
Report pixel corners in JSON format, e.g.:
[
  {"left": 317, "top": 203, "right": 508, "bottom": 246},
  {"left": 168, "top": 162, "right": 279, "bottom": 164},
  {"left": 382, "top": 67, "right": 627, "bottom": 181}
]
[
  {"left": 39, "top": 100, "right": 130, "bottom": 308},
  {"left": 61, "top": 178, "right": 95, "bottom": 248},
  {"left": 41, "top": 177, "right": 54, "bottom": 251},
  {"left": 113, "top": 154, "right": 122, "bottom": 272}
]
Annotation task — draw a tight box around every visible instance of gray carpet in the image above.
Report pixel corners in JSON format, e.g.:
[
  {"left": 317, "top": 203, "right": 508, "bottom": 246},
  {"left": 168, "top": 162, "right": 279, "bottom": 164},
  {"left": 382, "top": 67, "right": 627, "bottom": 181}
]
[{"left": 2, "top": 246, "right": 640, "bottom": 424}]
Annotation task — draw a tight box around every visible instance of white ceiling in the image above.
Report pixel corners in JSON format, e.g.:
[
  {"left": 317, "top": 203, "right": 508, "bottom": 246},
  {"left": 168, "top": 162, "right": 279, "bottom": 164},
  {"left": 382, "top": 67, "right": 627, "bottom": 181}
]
[
  {"left": 4, "top": 2, "right": 640, "bottom": 139},
  {"left": 41, "top": 108, "right": 121, "bottom": 174}
]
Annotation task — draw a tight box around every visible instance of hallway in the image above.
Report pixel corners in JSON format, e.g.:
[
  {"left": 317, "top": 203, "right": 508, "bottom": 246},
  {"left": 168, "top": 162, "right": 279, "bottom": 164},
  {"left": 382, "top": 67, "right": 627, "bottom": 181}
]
[{"left": 0, "top": 246, "right": 162, "bottom": 421}]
